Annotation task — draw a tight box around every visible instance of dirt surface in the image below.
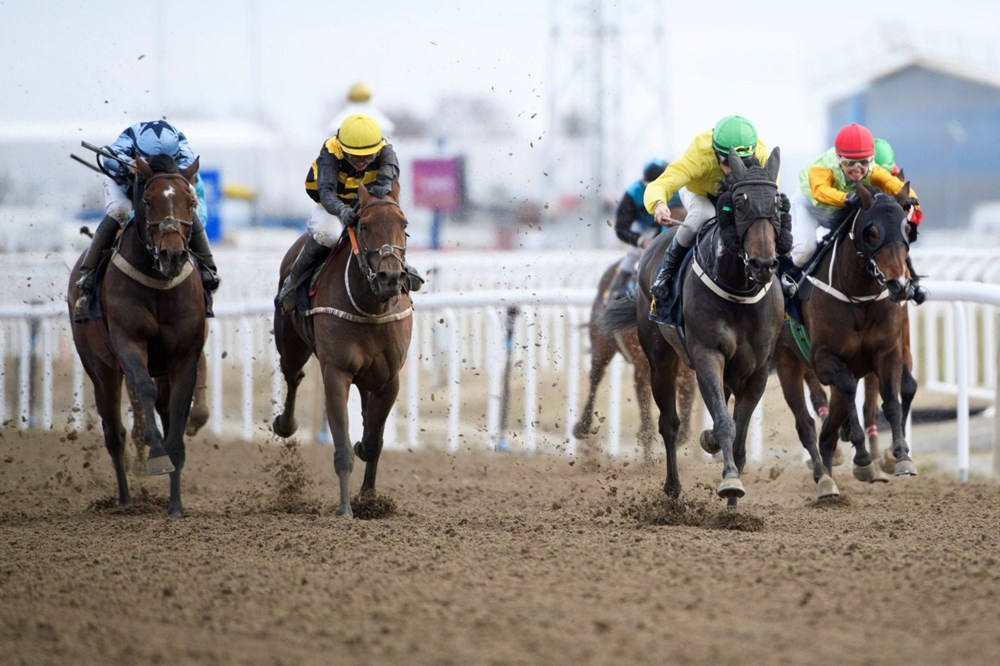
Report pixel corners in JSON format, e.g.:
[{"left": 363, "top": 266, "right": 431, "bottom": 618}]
[{"left": 2, "top": 426, "right": 999, "bottom": 666}]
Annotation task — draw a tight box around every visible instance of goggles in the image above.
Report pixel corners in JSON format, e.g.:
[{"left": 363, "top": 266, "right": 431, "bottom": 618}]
[
  {"left": 839, "top": 156, "right": 872, "bottom": 170},
  {"left": 717, "top": 151, "right": 756, "bottom": 168},
  {"left": 346, "top": 153, "right": 375, "bottom": 168}
]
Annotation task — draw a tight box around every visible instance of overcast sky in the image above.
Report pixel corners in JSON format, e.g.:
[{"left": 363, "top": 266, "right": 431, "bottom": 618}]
[{"left": 1, "top": 0, "right": 995, "bottom": 164}]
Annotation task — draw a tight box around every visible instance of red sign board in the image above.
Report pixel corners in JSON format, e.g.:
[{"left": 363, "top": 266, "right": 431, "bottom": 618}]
[{"left": 412, "top": 158, "right": 462, "bottom": 212}]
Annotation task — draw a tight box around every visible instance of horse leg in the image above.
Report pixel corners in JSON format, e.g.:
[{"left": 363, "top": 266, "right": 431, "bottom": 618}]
[
  {"left": 91, "top": 364, "right": 131, "bottom": 507},
  {"left": 356, "top": 377, "right": 401, "bottom": 495},
  {"left": 273, "top": 317, "right": 313, "bottom": 438},
  {"left": 692, "top": 352, "right": 741, "bottom": 502},
  {"left": 878, "top": 357, "right": 917, "bottom": 477},
  {"left": 155, "top": 376, "right": 170, "bottom": 437},
  {"left": 815, "top": 353, "right": 876, "bottom": 481},
  {"left": 115, "top": 343, "right": 174, "bottom": 476},
  {"left": 572, "top": 330, "right": 615, "bottom": 442},
  {"left": 126, "top": 383, "right": 147, "bottom": 475},
  {"left": 806, "top": 369, "right": 840, "bottom": 466},
  {"left": 633, "top": 358, "right": 658, "bottom": 463},
  {"left": 860, "top": 374, "right": 890, "bottom": 480},
  {"left": 321, "top": 366, "right": 355, "bottom": 517},
  {"left": 186, "top": 352, "right": 210, "bottom": 436},
  {"left": 675, "top": 365, "right": 697, "bottom": 445},
  {"left": 162, "top": 357, "right": 199, "bottom": 517},
  {"left": 639, "top": 325, "right": 682, "bottom": 498},
  {"left": 774, "top": 344, "right": 831, "bottom": 493}
]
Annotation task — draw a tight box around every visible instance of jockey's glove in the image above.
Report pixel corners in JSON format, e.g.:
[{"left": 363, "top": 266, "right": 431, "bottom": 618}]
[
  {"left": 844, "top": 191, "right": 859, "bottom": 208},
  {"left": 339, "top": 208, "right": 358, "bottom": 227}
]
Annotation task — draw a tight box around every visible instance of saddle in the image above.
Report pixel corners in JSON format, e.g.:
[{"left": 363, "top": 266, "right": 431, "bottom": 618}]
[{"left": 288, "top": 234, "right": 350, "bottom": 352}]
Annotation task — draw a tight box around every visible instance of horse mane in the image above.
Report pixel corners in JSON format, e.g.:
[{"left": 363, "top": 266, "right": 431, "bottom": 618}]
[{"left": 146, "top": 154, "right": 179, "bottom": 174}]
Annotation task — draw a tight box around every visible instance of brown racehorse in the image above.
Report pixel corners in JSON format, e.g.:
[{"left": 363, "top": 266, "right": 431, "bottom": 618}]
[
  {"left": 774, "top": 184, "right": 918, "bottom": 499},
  {"left": 69, "top": 154, "right": 205, "bottom": 517},
  {"left": 573, "top": 260, "right": 698, "bottom": 461},
  {"left": 604, "top": 149, "right": 785, "bottom": 506},
  {"left": 272, "top": 181, "right": 412, "bottom": 517}
]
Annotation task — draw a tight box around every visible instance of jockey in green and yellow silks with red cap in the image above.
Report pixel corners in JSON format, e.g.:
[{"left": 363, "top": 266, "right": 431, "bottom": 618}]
[
  {"left": 786, "top": 123, "right": 926, "bottom": 303},
  {"left": 643, "top": 114, "right": 773, "bottom": 323}
]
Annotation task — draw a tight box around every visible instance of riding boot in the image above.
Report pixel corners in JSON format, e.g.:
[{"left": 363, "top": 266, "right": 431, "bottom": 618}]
[
  {"left": 75, "top": 214, "right": 120, "bottom": 294},
  {"left": 404, "top": 263, "right": 424, "bottom": 292},
  {"left": 649, "top": 237, "right": 688, "bottom": 323},
  {"left": 905, "top": 255, "right": 928, "bottom": 305},
  {"left": 603, "top": 267, "right": 631, "bottom": 300},
  {"left": 188, "top": 221, "right": 221, "bottom": 291},
  {"left": 276, "top": 236, "right": 329, "bottom": 314}
]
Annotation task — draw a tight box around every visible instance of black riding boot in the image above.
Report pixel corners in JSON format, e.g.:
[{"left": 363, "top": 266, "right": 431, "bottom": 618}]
[
  {"left": 604, "top": 267, "right": 631, "bottom": 300},
  {"left": 188, "top": 221, "right": 220, "bottom": 291},
  {"left": 649, "top": 237, "right": 688, "bottom": 323},
  {"left": 404, "top": 263, "right": 424, "bottom": 292},
  {"left": 276, "top": 236, "right": 329, "bottom": 314},
  {"left": 75, "top": 214, "right": 120, "bottom": 293},
  {"left": 905, "top": 255, "right": 928, "bottom": 305}
]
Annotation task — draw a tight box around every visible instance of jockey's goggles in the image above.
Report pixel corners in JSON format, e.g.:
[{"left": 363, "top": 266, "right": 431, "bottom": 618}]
[
  {"left": 839, "top": 156, "right": 872, "bottom": 170},
  {"left": 717, "top": 151, "right": 755, "bottom": 167},
  {"left": 346, "top": 153, "right": 375, "bottom": 168}
]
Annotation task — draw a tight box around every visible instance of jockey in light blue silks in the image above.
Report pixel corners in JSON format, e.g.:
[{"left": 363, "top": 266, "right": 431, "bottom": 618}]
[{"left": 75, "top": 120, "right": 219, "bottom": 297}]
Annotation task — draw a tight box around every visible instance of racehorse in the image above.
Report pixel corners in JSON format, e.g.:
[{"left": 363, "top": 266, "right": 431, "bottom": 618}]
[
  {"left": 773, "top": 184, "right": 918, "bottom": 499},
  {"left": 69, "top": 154, "right": 206, "bottom": 517},
  {"left": 272, "top": 181, "right": 412, "bottom": 517},
  {"left": 604, "top": 148, "right": 785, "bottom": 506},
  {"left": 573, "top": 260, "right": 698, "bottom": 460}
]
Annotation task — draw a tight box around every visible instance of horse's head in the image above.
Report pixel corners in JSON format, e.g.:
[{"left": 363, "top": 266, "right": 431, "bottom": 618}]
[
  {"left": 853, "top": 183, "right": 912, "bottom": 300},
  {"left": 353, "top": 180, "right": 408, "bottom": 302},
  {"left": 135, "top": 154, "right": 200, "bottom": 278},
  {"left": 723, "top": 147, "right": 781, "bottom": 285}
]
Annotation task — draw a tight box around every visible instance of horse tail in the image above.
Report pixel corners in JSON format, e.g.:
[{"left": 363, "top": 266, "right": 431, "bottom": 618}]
[{"left": 599, "top": 293, "right": 638, "bottom": 337}]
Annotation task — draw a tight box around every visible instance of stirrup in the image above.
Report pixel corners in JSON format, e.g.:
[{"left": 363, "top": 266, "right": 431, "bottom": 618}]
[
  {"left": 73, "top": 294, "right": 89, "bottom": 318},
  {"left": 648, "top": 297, "right": 672, "bottom": 325},
  {"left": 75, "top": 271, "right": 96, "bottom": 292},
  {"left": 781, "top": 273, "right": 799, "bottom": 298}
]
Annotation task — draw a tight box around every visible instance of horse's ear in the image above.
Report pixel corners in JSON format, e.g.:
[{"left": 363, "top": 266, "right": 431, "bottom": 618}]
[
  {"left": 856, "top": 183, "right": 875, "bottom": 209},
  {"left": 181, "top": 156, "right": 200, "bottom": 183},
  {"left": 895, "top": 181, "right": 911, "bottom": 208},
  {"left": 358, "top": 181, "right": 371, "bottom": 204},
  {"left": 765, "top": 146, "right": 780, "bottom": 182},
  {"left": 728, "top": 151, "right": 747, "bottom": 180},
  {"left": 389, "top": 178, "right": 400, "bottom": 202},
  {"left": 135, "top": 155, "right": 153, "bottom": 180}
]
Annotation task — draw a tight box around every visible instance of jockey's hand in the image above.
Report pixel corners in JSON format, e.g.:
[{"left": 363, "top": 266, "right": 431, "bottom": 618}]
[
  {"left": 778, "top": 192, "right": 791, "bottom": 213},
  {"left": 845, "top": 191, "right": 859, "bottom": 208},
  {"left": 339, "top": 208, "right": 358, "bottom": 227},
  {"left": 653, "top": 202, "right": 677, "bottom": 226},
  {"left": 905, "top": 197, "right": 923, "bottom": 225}
]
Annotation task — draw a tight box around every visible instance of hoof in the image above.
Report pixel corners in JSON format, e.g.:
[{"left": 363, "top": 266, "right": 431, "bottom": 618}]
[
  {"left": 147, "top": 455, "right": 175, "bottom": 476},
  {"left": 336, "top": 504, "right": 354, "bottom": 518},
  {"left": 880, "top": 450, "right": 899, "bottom": 474},
  {"left": 185, "top": 409, "right": 209, "bottom": 436},
  {"left": 353, "top": 441, "right": 368, "bottom": 462},
  {"left": 853, "top": 462, "right": 879, "bottom": 482},
  {"left": 700, "top": 430, "right": 721, "bottom": 455},
  {"left": 816, "top": 474, "right": 839, "bottom": 498},
  {"left": 717, "top": 477, "right": 745, "bottom": 499},
  {"left": 894, "top": 459, "right": 918, "bottom": 476},
  {"left": 832, "top": 446, "right": 845, "bottom": 467},
  {"left": 167, "top": 504, "right": 186, "bottom": 518},
  {"left": 572, "top": 422, "right": 590, "bottom": 439},
  {"left": 272, "top": 414, "right": 297, "bottom": 438}
]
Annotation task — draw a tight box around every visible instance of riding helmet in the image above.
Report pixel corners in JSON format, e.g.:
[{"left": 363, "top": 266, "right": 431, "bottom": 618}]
[
  {"left": 873, "top": 138, "right": 896, "bottom": 170},
  {"left": 834, "top": 123, "right": 875, "bottom": 159},
  {"left": 136, "top": 120, "right": 181, "bottom": 157},
  {"left": 711, "top": 115, "right": 758, "bottom": 158},
  {"left": 338, "top": 114, "right": 386, "bottom": 156},
  {"left": 643, "top": 159, "right": 666, "bottom": 182}
]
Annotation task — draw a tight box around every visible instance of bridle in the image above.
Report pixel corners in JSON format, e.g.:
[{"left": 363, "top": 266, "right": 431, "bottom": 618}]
[
  {"left": 350, "top": 198, "right": 407, "bottom": 295},
  {"left": 729, "top": 177, "right": 780, "bottom": 278},
  {"left": 132, "top": 171, "right": 195, "bottom": 261},
  {"left": 848, "top": 194, "right": 909, "bottom": 284}
]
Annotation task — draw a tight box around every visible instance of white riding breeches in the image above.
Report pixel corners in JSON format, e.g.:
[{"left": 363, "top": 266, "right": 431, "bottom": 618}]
[
  {"left": 103, "top": 177, "right": 131, "bottom": 225},
  {"left": 307, "top": 205, "right": 345, "bottom": 248},
  {"left": 675, "top": 188, "right": 715, "bottom": 247},
  {"left": 790, "top": 191, "right": 824, "bottom": 268}
]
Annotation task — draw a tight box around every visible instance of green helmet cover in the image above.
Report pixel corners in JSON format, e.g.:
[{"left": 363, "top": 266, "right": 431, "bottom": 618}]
[
  {"left": 712, "top": 115, "right": 758, "bottom": 157},
  {"left": 873, "top": 138, "right": 896, "bottom": 170}
]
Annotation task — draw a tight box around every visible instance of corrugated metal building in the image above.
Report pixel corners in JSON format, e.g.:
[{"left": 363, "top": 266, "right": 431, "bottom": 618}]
[{"left": 827, "top": 56, "right": 1000, "bottom": 229}]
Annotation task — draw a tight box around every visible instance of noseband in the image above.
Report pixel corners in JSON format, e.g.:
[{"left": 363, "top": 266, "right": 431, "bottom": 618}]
[
  {"left": 730, "top": 178, "right": 780, "bottom": 274},
  {"left": 134, "top": 172, "right": 196, "bottom": 259},
  {"left": 351, "top": 198, "right": 407, "bottom": 294}
]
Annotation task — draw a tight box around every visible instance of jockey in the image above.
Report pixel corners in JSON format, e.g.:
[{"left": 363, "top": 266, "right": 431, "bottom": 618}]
[
  {"left": 644, "top": 114, "right": 772, "bottom": 323},
  {"left": 75, "top": 119, "right": 220, "bottom": 295},
  {"left": 276, "top": 113, "right": 422, "bottom": 314},
  {"left": 606, "top": 159, "right": 684, "bottom": 299},
  {"left": 786, "top": 123, "right": 926, "bottom": 303}
]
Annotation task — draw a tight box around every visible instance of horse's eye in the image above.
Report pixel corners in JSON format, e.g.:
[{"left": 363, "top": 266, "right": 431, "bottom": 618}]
[{"left": 866, "top": 225, "right": 880, "bottom": 245}]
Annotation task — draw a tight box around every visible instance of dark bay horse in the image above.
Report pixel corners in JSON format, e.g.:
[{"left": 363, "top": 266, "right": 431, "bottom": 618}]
[
  {"left": 69, "top": 155, "right": 206, "bottom": 517},
  {"left": 773, "top": 184, "right": 918, "bottom": 499},
  {"left": 273, "top": 181, "right": 412, "bottom": 517},
  {"left": 573, "top": 260, "right": 698, "bottom": 460},
  {"left": 605, "top": 149, "right": 785, "bottom": 506}
]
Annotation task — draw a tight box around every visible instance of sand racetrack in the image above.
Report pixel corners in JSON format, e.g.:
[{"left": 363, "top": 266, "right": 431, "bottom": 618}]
[{"left": 2, "top": 426, "right": 999, "bottom": 665}]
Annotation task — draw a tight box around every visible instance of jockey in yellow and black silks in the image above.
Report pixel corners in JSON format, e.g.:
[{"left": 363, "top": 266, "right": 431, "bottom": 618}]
[{"left": 276, "top": 114, "right": 422, "bottom": 314}]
